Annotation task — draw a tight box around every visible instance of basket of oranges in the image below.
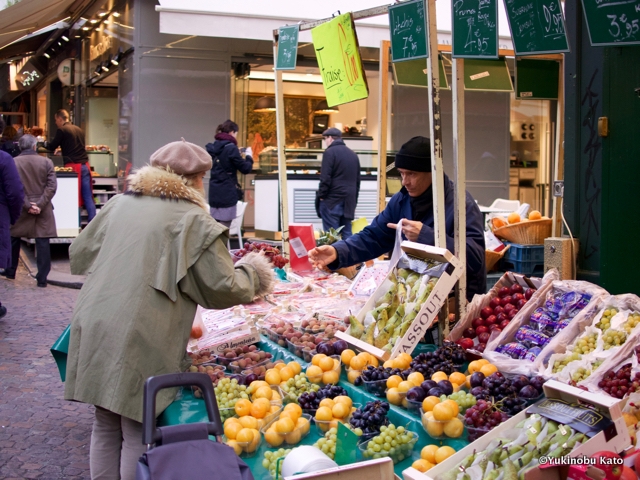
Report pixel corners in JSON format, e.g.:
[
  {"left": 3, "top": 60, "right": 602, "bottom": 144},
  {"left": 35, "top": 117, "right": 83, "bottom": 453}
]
[{"left": 490, "top": 211, "right": 552, "bottom": 245}]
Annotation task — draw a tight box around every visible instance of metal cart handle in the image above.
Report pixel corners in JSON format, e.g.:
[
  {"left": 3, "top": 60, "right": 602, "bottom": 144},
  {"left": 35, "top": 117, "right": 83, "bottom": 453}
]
[{"left": 142, "top": 372, "right": 223, "bottom": 445}]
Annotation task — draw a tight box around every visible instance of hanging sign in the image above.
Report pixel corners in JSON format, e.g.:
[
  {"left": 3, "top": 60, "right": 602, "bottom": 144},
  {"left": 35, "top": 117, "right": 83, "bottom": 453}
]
[
  {"left": 388, "top": 0, "right": 429, "bottom": 62},
  {"left": 276, "top": 25, "right": 299, "bottom": 70},
  {"left": 581, "top": 0, "right": 640, "bottom": 46},
  {"left": 15, "top": 62, "right": 42, "bottom": 90},
  {"left": 452, "top": 0, "right": 499, "bottom": 58},
  {"left": 503, "top": 0, "right": 570, "bottom": 55},
  {"left": 311, "top": 13, "right": 369, "bottom": 107}
]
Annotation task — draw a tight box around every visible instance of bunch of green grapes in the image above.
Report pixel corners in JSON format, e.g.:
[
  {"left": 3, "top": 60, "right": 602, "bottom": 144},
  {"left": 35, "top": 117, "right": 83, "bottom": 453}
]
[
  {"left": 572, "top": 367, "right": 592, "bottom": 383},
  {"left": 552, "top": 352, "right": 582, "bottom": 373},
  {"left": 262, "top": 448, "right": 292, "bottom": 479},
  {"left": 362, "top": 424, "right": 418, "bottom": 464},
  {"left": 215, "top": 377, "right": 249, "bottom": 421},
  {"left": 441, "top": 391, "right": 477, "bottom": 413},
  {"left": 602, "top": 329, "right": 627, "bottom": 350},
  {"left": 573, "top": 333, "right": 598, "bottom": 355},
  {"left": 314, "top": 425, "right": 363, "bottom": 460},
  {"left": 592, "top": 359, "right": 604, "bottom": 371},
  {"left": 280, "top": 373, "right": 321, "bottom": 404},
  {"left": 596, "top": 308, "right": 618, "bottom": 331},
  {"left": 622, "top": 312, "right": 640, "bottom": 334}
]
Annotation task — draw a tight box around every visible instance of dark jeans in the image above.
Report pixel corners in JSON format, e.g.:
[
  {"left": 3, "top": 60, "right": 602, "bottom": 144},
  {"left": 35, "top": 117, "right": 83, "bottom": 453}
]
[
  {"left": 319, "top": 200, "right": 352, "bottom": 239},
  {"left": 81, "top": 164, "right": 96, "bottom": 222},
  {"left": 7, "top": 237, "right": 51, "bottom": 284}
]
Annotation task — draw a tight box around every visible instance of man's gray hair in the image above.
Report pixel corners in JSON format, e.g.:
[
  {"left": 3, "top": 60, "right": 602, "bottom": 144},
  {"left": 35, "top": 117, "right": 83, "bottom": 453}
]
[{"left": 18, "top": 134, "right": 37, "bottom": 151}]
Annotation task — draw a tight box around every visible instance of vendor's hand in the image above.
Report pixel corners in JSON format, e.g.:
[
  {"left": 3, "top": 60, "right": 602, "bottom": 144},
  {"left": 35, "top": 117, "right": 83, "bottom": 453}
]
[
  {"left": 308, "top": 245, "right": 337, "bottom": 269},
  {"left": 387, "top": 219, "right": 424, "bottom": 242}
]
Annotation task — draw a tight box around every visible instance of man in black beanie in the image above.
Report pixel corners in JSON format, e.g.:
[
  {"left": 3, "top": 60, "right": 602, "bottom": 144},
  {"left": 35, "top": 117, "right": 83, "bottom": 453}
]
[{"left": 309, "top": 136, "right": 486, "bottom": 300}]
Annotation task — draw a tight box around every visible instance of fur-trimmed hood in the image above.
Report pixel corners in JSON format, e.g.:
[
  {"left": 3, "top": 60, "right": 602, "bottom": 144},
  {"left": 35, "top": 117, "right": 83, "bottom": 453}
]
[{"left": 125, "top": 165, "right": 207, "bottom": 211}]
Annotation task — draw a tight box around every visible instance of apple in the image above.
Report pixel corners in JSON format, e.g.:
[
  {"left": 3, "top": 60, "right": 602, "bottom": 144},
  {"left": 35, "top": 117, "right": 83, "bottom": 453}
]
[
  {"left": 498, "top": 287, "right": 511, "bottom": 298},
  {"left": 592, "top": 451, "right": 623, "bottom": 479},
  {"left": 503, "top": 303, "right": 516, "bottom": 312},
  {"left": 510, "top": 284, "right": 524, "bottom": 295},
  {"left": 489, "top": 297, "right": 501, "bottom": 309},
  {"left": 488, "top": 326, "right": 502, "bottom": 334},
  {"left": 480, "top": 307, "right": 494, "bottom": 320},
  {"left": 493, "top": 305, "right": 504, "bottom": 315},
  {"left": 620, "top": 466, "right": 636, "bottom": 480},
  {"left": 524, "top": 288, "right": 535, "bottom": 300},
  {"left": 512, "top": 293, "right": 525, "bottom": 301},
  {"left": 476, "top": 325, "right": 489, "bottom": 335},
  {"left": 508, "top": 309, "right": 519, "bottom": 320},
  {"left": 472, "top": 317, "right": 486, "bottom": 329},
  {"left": 496, "top": 312, "right": 508, "bottom": 322},
  {"left": 500, "top": 295, "right": 513, "bottom": 307},
  {"left": 457, "top": 337, "right": 474, "bottom": 350},
  {"left": 499, "top": 319, "right": 510, "bottom": 329},
  {"left": 463, "top": 327, "right": 476, "bottom": 339},
  {"left": 478, "top": 332, "right": 490, "bottom": 344},
  {"left": 484, "top": 315, "right": 498, "bottom": 326},
  {"left": 516, "top": 299, "right": 528, "bottom": 309},
  {"left": 476, "top": 343, "right": 486, "bottom": 353}
]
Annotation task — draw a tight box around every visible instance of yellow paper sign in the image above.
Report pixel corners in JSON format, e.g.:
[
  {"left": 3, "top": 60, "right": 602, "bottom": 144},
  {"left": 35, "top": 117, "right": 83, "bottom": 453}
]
[{"left": 311, "top": 13, "right": 369, "bottom": 107}]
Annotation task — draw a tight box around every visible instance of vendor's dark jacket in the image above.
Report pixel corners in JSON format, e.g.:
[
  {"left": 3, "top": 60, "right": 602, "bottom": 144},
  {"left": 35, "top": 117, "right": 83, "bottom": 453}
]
[
  {"left": 330, "top": 174, "right": 486, "bottom": 300},
  {"left": 206, "top": 139, "right": 253, "bottom": 209},
  {"left": 48, "top": 122, "right": 89, "bottom": 164},
  {"left": 317, "top": 139, "right": 361, "bottom": 219}
]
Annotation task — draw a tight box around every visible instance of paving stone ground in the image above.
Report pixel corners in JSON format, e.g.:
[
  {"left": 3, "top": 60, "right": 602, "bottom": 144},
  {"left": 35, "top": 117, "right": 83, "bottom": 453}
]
[{"left": 0, "top": 264, "right": 92, "bottom": 479}]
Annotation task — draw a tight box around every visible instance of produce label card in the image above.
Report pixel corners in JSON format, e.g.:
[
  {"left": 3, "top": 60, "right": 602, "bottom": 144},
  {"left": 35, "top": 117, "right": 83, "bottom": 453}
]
[
  {"left": 527, "top": 398, "right": 615, "bottom": 437},
  {"left": 289, "top": 224, "right": 316, "bottom": 272}
]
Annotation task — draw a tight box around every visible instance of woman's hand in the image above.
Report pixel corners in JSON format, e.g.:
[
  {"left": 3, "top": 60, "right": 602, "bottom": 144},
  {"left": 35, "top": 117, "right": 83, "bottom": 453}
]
[{"left": 308, "top": 245, "right": 338, "bottom": 269}]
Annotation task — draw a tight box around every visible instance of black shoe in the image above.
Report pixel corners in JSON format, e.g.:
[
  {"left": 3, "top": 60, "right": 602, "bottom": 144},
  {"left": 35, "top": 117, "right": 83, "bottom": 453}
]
[
  {"left": 0, "top": 270, "right": 15, "bottom": 279},
  {"left": 37, "top": 282, "right": 47, "bottom": 288},
  {"left": 0, "top": 306, "right": 6, "bottom": 319}
]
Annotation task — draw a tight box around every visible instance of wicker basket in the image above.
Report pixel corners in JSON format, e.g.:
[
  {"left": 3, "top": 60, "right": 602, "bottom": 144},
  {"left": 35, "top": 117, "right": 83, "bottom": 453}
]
[
  {"left": 492, "top": 218, "right": 552, "bottom": 245},
  {"left": 486, "top": 245, "right": 510, "bottom": 271}
]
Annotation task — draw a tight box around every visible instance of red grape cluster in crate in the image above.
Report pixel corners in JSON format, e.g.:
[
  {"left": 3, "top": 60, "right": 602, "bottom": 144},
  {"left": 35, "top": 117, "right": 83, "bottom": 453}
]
[{"left": 236, "top": 242, "right": 289, "bottom": 268}]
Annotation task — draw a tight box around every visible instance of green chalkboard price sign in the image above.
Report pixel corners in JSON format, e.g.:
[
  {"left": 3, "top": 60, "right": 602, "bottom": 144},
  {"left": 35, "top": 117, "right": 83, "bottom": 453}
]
[
  {"left": 452, "top": 0, "right": 499, "bottom": 58},
  {"left": 276, "top": 25, "right": 299, "bottom": 70},
  {"left": 581, "top": 0, "right": 640, "bottom": 46},
  {"left": 388, "top": 0, "right": 429, "bottom": 62},
  {"left": 516, "top": 58, "right": 559, "bottom": 99},
  {"left": 503, "top": 0, "right": 570, "bottom": 55}
]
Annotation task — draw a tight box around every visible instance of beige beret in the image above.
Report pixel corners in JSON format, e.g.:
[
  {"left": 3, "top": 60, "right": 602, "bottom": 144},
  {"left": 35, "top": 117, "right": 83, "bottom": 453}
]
[{"left": 149, "top": 138, "right": 212, "bottom": 175}]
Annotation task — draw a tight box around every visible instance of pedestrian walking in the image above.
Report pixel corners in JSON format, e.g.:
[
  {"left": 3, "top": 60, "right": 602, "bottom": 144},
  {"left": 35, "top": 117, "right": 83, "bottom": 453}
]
[
  {"left": 64, "top": 139, "right": 274, "bottom": 480},
  {"left": 0, "top": 149, "right": 24, "bottom": 318},
  {"left": 6, "top": 134, "right": 57, "bottom": 287}
]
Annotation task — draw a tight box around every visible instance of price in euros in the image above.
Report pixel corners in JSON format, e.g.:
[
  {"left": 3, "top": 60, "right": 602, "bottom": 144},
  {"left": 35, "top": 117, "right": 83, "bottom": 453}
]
[
  {"left": 607, "top": 13, "right": 640, "bottom": 40},
  {"left": 403, "top": 34, "right": 418, "bottom": 57}
]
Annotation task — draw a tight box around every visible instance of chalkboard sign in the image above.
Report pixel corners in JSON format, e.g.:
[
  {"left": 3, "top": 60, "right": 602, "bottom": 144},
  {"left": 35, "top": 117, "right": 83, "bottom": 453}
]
[
  {"left": 388, "top": 0, "right": 429, "bottom": 62},
  {"left": 581, "top": 0, "right": 640, "bottom": 46},
  {"left": 452, "top": 0, "right": 499, "bottom": 58},
  {"left": 311, "top": 13, "right": 369, "bottom": 107},
  {"left": 503, "top": 0, "right": 570, "bottom": 55},
  {"left": 516, "top": 58, "right": 559, "bottom": 99},
  {"left": 276, "top": 25, "right": 299, "bottom": 70},
  {"left": 392, "top": 57, "right": 449, "bottom": 89},
  {"left": 464, "top": 58, "right": 513, "bottom": 91}
]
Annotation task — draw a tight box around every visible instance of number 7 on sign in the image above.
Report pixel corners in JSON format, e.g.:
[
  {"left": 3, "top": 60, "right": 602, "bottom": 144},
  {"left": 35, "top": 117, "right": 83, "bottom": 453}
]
[{"left": 403, "top": 35, "right": 417, "bottom": 56}]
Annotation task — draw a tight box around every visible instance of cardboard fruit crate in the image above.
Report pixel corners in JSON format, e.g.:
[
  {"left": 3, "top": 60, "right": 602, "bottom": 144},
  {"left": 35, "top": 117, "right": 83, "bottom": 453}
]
[
  {"left": 335, "top": 241, "right": 462, "bottom": 361},
  {"left": 402, "top": 379, "right": 631, "bottom": 480}
]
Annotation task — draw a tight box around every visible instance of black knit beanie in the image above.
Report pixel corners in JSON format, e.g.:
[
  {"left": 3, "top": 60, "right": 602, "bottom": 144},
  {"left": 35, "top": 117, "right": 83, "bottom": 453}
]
[{"left": 395, "top": 136, "right": 431, "bottom": 172}]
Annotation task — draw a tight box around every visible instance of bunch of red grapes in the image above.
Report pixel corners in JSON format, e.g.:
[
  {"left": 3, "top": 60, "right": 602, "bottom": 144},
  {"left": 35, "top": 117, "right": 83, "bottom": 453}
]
[
  {"left": 235, "top": 242, "right": 289, "bottom": 268},
  {"left": 463, "top": 399, "right": 510, "bottom": 441}
]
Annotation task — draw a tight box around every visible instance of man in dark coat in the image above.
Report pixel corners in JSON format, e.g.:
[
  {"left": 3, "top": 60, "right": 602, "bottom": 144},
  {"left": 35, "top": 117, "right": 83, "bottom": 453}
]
[
  {"left": 309, "top": 136, "right": 486, "bottom": 301},
  {"left": 6, "top": 134, "right": 57, "bottom": 287},
  {"left": 0, "top": 149, "right": 24, "bottom": 318},
  {"left": 316, "top": 127, "right": 361, "bottom": 239}
]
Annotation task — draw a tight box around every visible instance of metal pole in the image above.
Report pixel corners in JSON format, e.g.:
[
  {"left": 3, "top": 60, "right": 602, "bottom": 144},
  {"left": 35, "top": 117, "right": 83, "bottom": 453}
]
[
  {"left": 273, "top": 40, "right": 290, "bottom": 258},
  {"left": 552, "top": 58, "right": 564, "bottom": 238},
  {"left": 377, "top": 40, "right": 390, "bottom": 214},
  {"left": 452, "top": 58, "right": 467, "bottom": 319}
]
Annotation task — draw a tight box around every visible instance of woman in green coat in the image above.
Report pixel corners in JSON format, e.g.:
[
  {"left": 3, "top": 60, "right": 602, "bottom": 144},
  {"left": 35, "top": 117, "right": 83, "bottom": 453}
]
[{"left": 64, "top": 139, "right": 274, "bottom": 480}]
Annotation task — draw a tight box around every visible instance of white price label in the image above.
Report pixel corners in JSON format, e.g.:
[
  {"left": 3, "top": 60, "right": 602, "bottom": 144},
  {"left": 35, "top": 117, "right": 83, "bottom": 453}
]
[{"left": 289, "top": 237, "right": 308, "bottom": 258}]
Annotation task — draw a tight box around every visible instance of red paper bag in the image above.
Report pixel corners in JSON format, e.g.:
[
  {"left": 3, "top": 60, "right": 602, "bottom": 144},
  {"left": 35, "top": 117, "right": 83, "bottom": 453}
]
[{"left": 288, "top": 223, "right": 316, "bottom": 272}]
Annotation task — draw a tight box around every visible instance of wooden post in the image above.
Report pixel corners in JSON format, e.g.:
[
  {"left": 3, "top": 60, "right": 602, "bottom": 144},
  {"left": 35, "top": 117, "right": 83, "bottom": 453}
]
[
  {"left": 552, "top": 58, "right": 564, "bottom": 239},
  {"left": 452, "top": 58, "right": 467, "bottom": 319},
  {"left": 377, "top": 40, "right": 390, "bottom": 214},
  {"left": 273, "top": 40, "right": 290, "bottom": 258}
]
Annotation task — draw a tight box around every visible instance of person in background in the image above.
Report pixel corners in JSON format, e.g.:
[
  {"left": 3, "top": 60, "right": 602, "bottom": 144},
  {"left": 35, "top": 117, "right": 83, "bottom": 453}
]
[
  {"left": 47, "top": 109, "right": 96, "bottom": 222},
  {"left": 206, "top": 120, "right": 253, "bottom": 227},
  {"left": 309, "top": 136, "right": 486, "bottom": 301},
  {"left": 315, "top": 127, "right": 361, "bottom": 240},
  {"left": 0, "top": 149, "right": 24, "bottom": 319},
  {"left": 6, "top": 135, "right": 57, "bottom": 287},
  {"left": 1, "top": 126, "right": 20, "bottom": 157},
  {"left": 64, "top": 139, "right": 274, "bottom": 480}
]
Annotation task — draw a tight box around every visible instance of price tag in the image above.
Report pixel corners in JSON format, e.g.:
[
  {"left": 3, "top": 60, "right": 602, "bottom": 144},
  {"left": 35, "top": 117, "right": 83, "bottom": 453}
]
[
  {"left": 559, "top": 425, "right": 567, "bottom": 435},
  {"left": 529, "top": 426, "right": 538, "bottom": 434},
  {"left": 289, "top": 237, "right": 308, "bottom": 258}
]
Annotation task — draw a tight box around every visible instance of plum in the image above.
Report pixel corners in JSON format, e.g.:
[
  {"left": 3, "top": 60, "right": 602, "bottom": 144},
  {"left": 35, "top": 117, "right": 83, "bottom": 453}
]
[
  {"left": 470, "top": 372, "right": 486, "bottom": 388},
  {"left": 499, "top": 319, "right": 511, "bottom": 330},
  {"left": 511, "top": 375, "right": 530, "bottom": 390},
  {"left": 498, "top": 287, "right": 511, "bottom": 298},
  {"left": 478, "top": 332, "right": 490, "bottom": 344},
  {"left": 437, "top": 380, "right": 454, "bottom": 395},
  {"left": 485, "top": 315, "right": 497, "bottom": 326},
  {"left": 457, "top": 338, "right": 474, "bottom": 350},
  {"left": 524, "top": 288, "right": 535, "bottom": 300},
  {"left": 519, "top": 385, "right": 540, "bottom": 399},
  {"left": 331, "top": 340, "right": 349, "bottom": 355},
  {"left": 489, "top": 297, "right": 501, "bottom": 309},
  {"left": 472, "top": 317, "right": 485, "bottom": 329},
  {"left": 463, "top": 327, "right": 476, "bottom": 339},
  {"left": 530, "top": 376, "right": 546, "bottom": 392},
  {"left": 508, "top": 309, "right": 519, "bottom": 320},
  {"left": 510, "top": 284, "right": 524, "bottom": 295},
  {"left": 316, "top": 342, "right": 335, "bottom": 356},
  {"left": 481, "top": 307, "right": 494, "bottom": 320},
  {"left": 476, "top": 342, "right": 487, "bottom": 353},
  {"left": 406, "top": 386, "right": 427, "bottom": 402},
  {"left": 427, "top": 387, "right": 444, "bottom": 397},
  {"left": 500, "top": 295, "right": 514, "bottom": 307},
  {"left": 475, "top": 325, "right": 489, "bottom": 335},
  {"left": 493, "top": 305, "right": 505, "bottom": 315},
  {"left": 421, "top": 380, "right": 438, "bottom": 392}
]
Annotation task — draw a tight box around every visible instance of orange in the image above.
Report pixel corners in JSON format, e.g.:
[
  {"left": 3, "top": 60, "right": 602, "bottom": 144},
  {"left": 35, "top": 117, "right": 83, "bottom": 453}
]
[
  {"left": 224, "top": 421, "right": 243, "bottom": 440},
  {"left": 386, "top": 375, "right": 404, "bottom": 389},
  {"left": 341, "top": 349, "right": 356, "bottom": 365},
  {"left": 319, "top": 356, "right": 335, "bottom": 372},
  {"left": 234, "top": 399, "right": 252, "bottom": 417},
  {"left": 265, "top": 429, "right": 284, "bottom": 447},
  {"left": 251, "top": 380, "right": 269, "bottom": 390},
  {"left": 236, "top": 428, "right": 255, "bottom": 444},
  {"left": 296, "top": 416, "right": 310, "bottom": 435},
  {"left": 250, "top": 401, "right": 269, "bottom": 419},
  {"left": 319, "top": 398, "right": 335, "bottom": 409},
  {"left": 238, "top": 415, "right": 258, "bottom": 429},
  {"left": 279, "top": 410, "right": 300, "bottom": 423},
  {"left": 275, "top": 417, "right": 295, "bottom": 434},
  {"left": 492, "top": 217, "right": 507, "bottom": 229},
  {"left": 349, "top": 356, "right": 366, "bottom": 371},
  {"left": 226, "top": 439, "right": 243, "bottom": 456},
  {"left": 322, "top": 370, "right": 339, "bottom": 385},
  {"left": 507, "top": 212, "right": 521, "bottom": 224},
  {"left": 312, "top": 354, "right": 327, "bottom": 366},
  {"left": 479, "top": 364, "right": 498, "bottom": 377},
  {"left": 407, "top": 372, "right": 425, "bottom": 386},
  {"left": 332, "top": 402, "right": 350, "bottom": 419},
  {"left": 333, "top": 396, "right": 352, "bottom": 409},
  {"left": 433, "top": 403, "right": 455, "bottom": 422},
  {"left": 265, "top": 369, "right": 282, "bottom": 385},
  {"left": 421, "top": 445, "right": 439, "bottom": 464},
  {"left": 386, "top": 387, "right": 403, "bottom": 406},
  {"left": 422, "top": 396, "right": 441, "bottom": 412},
  {"left": 254, "top": 385, "right": 273, "bottom": 400},
  {"left": 412, "top": 459, "right": 435, "bottom": 473},
  {"left": 431, "top": 371, "right": 448, "bottom": 382},
  {"left": 306, "top": 365, "right": 323, "bottom": 383},
  {"left": 287, "top": 361, "right": 302, "bottom": 375},
  {"left": 315, "top": 406, "right": 333, "bottom": 422},
  {"left": 279, "top": 367, "right": 295, "bottom": 381},
  {"left": 284, "top": 403, "right": 303, "bottom": 418},
  {"left": 274, "top": 363, "right": 287, "bottom": 371},
  {"left": 449, "top": 372, "right": 466, "bottom": 386},
  {"left": 529, "top": 210, "right": 542, "bottom": 221},
  {"left": 435, "top": 446, "right": 456, "bottom": 464},
  {"left": 444, "top": 399, "right": 460, "bottom": 416},
  {"left": 397, "top": 381, "right": 414, "bottom": 393}
]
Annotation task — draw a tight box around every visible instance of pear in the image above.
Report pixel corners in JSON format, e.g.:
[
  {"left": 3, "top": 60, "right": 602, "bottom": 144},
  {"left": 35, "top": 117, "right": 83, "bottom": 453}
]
[
  {"left": 361, "top": 321, "right": 375, "bottom": 344},
  {"left": 348, "top": 315, "right": 364, "bottom": 339}
]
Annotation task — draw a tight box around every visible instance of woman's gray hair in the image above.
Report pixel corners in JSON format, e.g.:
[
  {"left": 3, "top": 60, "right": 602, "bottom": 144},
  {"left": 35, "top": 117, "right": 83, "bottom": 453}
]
[{"left": 18, "top": 134, "right": 38, "bottom": 151}]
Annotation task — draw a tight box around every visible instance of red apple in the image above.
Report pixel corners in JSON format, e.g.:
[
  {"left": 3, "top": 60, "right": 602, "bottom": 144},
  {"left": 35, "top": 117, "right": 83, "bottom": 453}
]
[
  {"left": 478, "top": 332, "right": 490, "bottom": 344},
  {"left": 508, "top": 309, "right": 519, "bottom": 319},
  {"left": 480, "top": 306, "right": 494, "bottom": 320},
  {"left": 496, "top": 312, "right": 508, "bottom": 322},
  {"left": 475, "top": 325, "right": 489, "bottom": 335},
  {"left": 592, "top": 451, "right": 623, "bottom": 479},
  {"left": 512, "top": 293, "right": 525, "bottom": 301},
  {"left": 524, "top": 288, "right": 535, "bottom": 300},
  {"left": 499, "top": 319, "right": 510, "bottom": 329},
  {"left": 500, "top": 295, "right": 513, "bottom": 306},
  {"left": 516, "top": 299, "right": 527, "bottom": 309},
  {"left": 489, "top": 297, "right": 501, "bottom": 309},
  {"left": 463, "top": 327, "right": 476, "bottom": 339},
  {"left": 498, "top": 287, "right": 511, "bottom": 298},
  {"left": 493, "top": 305, "right": 505, "bottom": 315},
  {"left": 485, "top": 315, "right": 498, "bottom": 326},
  {"left": 457, "top": 338, "right": 474, "bottom": 350},
  {"left": 472, "top": 317, "right": 485, "bottom": 329},
  {"left": 510, "top": 284, "right": 524, "bottom": 295},
  {"left": 476, "top": 343, "right": 487, "bottom": 353},
  {"left": 503, "top": 303, "right": 516, "bottom": 312}
]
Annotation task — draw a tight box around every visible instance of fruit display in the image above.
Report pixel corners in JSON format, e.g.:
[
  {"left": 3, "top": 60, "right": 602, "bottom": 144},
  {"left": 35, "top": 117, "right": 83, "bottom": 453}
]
[
  {"left": 359, "top": 424, "right": 419, "bottom": 464},
  {"left": 223, "top": 419, "right": 262, "bottom": 457},
  {"left": 187, "top": 363, "right": 225, "bottom": 385},
  {"left": 235, "top": 242, "right": 288, "bottom": 268},
  {"left": 355, "top": 366, "right": 406, "bottom": 397},
  {"left": 214, "top": 377, "right": 249, "bottom": 422},
  {"left": 440, "top": 391, "right": 477, "bottom": 414},
  {"left": 347, "top": 266, "right": 439, "bottom": 352},
  {"left": 420, "top": 396, "right": 465, "bottom": 439},
  {"left": 313, "top": 395, "right": 356, "bottom": 433},
  {"left": 188, "top": 350, "right": 216, "bottom": 365},
  {"left": 298, "top": 384, "right": 348, "bottom": 412},
  {"left": 262, "top": 448, "right": 292, "bottom": 480},
  {"left": 306, "top": 354, "right": 341, "bottom": 385},
  {"left": 409, "top": 343, "right": 466, "bottom": 379},
  {"left": 262, "top": 404, "right": 312, "bottom": 446},
  {"left": 241, "top": 359, "right": 285, "bottom": 383},
  {"left": 226, "top": 349, "right": 273, "bottom": 372},
  {"left": 349, "top": 400, "right": 390, "bottom": 437},
  {"left": 245, "top": 381, "right": 283, "bottom": 407},
  {"left": 280, "top": 372, "right": 321, "bottom": 404},
  {"left": 313, "top": 425, "right": 363, "bottom": 460},
  {"left": 299, "top": 318, "right": 346, "bottom": 335},
  {"left": 598, "top": 363, "right": 640, "bottom": 399},
  {"left": 437, "top": 414, "right": 588, "bottom": 480},
  {"left": 468, "top": 372, "right": 545, "bottom": 412},
  {"left": 463, "top": 399, "right": 510, "bottom": 441},
  {"left": 412, "top": 445, "right": 456, "bottom": 473}
]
